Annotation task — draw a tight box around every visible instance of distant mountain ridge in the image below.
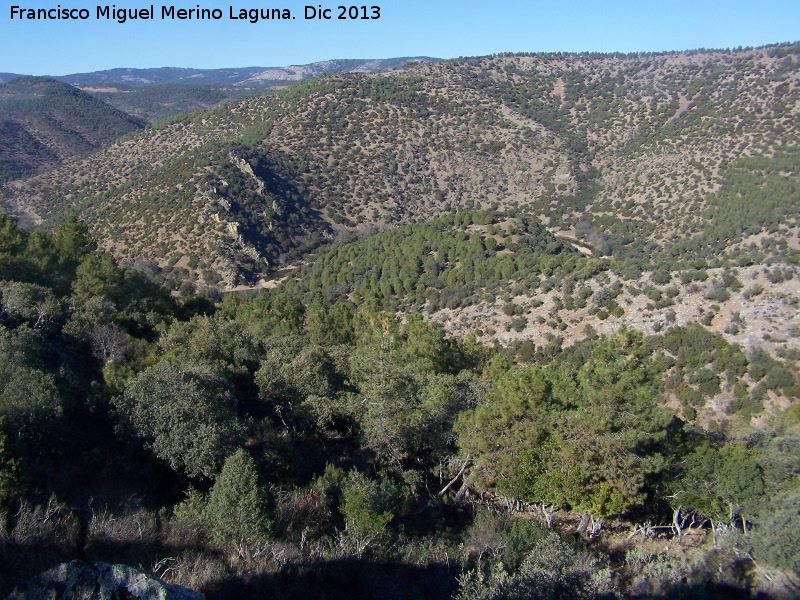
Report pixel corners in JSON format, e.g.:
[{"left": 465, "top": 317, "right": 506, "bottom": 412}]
[{"left": 3, "top": 57, "right": 440, "bottom": 88}]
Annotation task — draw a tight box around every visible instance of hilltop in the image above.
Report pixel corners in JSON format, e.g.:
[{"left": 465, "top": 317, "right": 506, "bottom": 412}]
[
  {"left": 1, "top": 57, "right": 440, "bottom": 88},
  {"left": 3, "top": 45, "right": 797, "bottom": 284},
  {"left": 0, "top": 58, "right": 442, "bottom": 175},
  {"left": 76, "top": 83, "right": 260, "bottom": 123}
]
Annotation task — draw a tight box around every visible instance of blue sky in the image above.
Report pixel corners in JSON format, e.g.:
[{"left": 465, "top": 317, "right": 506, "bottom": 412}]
[{"left": 1, "top": 0, "right": 798, "bottom": 75}]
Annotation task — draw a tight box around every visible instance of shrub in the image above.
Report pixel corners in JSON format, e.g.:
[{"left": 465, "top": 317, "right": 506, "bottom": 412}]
[
  {"left": 511, "top": 316, "right": 527, "bottom": 332},
  {"left": 679, "top": 387, "right": 703, "bottom": 407},
  {"left": 650, "top": 270, "right": 670, "bottom": 285},
  {"left": 502, "top": 519, "right": 545, "bottom": 572},
  {"left": 11, "top": 498, "right": 78, "bottom": 551},
  {"left": 763, "top": 365, "right": 794, "bottom": 393},
  {"left": 706, "top": 288, "right": 730, "bottom": 302},
  {"left": 169, "top": 486, "right": 207, "bottom": 545},
  {"left": 625, "top": 548, "right": 691, "bottom": 597},
  {"left": 115, "top": 360, "right": 243, "bottom": 478},
  {"left": 743, "top": 284, "right": 764, "bottom": 299},
  {"left": 751, "top": 490, "right": 800, "bottom": 573},
  {"left": 456, "top": 531, "right": 611, "bottom": 600},
  {"left": 204, "top": 448, "right": 272, "bottom": 546},
  {"left": 339, "top": 469, "right": 393, "bottom": 556},
  {"left": 690, "top": 368, "right": 720, "bottom": 396}
]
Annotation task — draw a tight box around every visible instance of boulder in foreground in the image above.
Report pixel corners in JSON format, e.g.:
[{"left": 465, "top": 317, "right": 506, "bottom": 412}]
[{"left": 8, "top": 561, "right": 204, "bottom": 600}]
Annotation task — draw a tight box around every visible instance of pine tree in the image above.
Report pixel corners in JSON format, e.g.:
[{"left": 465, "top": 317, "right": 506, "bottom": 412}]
[{"left": 204, "top": 448, "right": 272, "bottom": 546}]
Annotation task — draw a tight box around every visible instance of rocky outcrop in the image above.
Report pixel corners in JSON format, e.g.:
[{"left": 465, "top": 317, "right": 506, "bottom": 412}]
[{"left": 8, "top": 561, "right": 204, "bottom": 600}]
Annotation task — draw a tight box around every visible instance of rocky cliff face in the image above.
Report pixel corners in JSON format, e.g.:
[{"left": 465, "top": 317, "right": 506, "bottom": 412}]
[{"left": 8, "top": 561, "right": 204, "bottom": 600}]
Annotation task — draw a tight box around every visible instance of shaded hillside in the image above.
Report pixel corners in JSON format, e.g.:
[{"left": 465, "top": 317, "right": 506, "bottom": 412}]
[
  {"left": 0, "top": 77, "right": 145, "bottom": 181},
  {"left": 1, "top": 45, "right": 798, "bottom": 285},
  {"left": 0, "top": 120, "right": 58, "bottom": 181},
  {"left": 83, "top": 83, "right": 261, "bottom": 123},
  {"left": 82, "top": 142, "right": 332, "bottom": 286}
]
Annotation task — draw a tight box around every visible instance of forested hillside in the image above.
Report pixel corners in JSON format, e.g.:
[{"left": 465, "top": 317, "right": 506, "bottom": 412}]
[
  {"left": 1, "top": 42, "right": 799, "bottom": 599},
  {"left": 3, "top": 45, "right": 797, "bottom": 284},
  {"left": 0, "top": 77, "right": 145, "bottom": 181},
  {"left": 82, "top": 84, "right": 261, "bottom": 123},
  {"left": 1, "top": 212, "right": 799, "bottom": 598}
]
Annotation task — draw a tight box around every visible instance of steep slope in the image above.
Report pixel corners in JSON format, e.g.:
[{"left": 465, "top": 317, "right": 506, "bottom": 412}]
[
  {"left": 266, "top": 207, "right": 799, "bottom": 428},
  {"left": 1, "top": 45, "right": 798, "bottom": 287},
  {"left": 0, "top": 120, "right": 58, "bottom": 180},
  {"left": 82, "top": 84, "right": 260, "bottom": 123},
  {"left": 0, "top": 77, "right": 145, "bottom": 181}
]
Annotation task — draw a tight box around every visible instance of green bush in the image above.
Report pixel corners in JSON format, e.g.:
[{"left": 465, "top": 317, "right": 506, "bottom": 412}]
[
  {"left": 115, "top": 360, "right": 243, "bottom": 477},
  {"left": 340, "top": 469, "right": 393, "bottom": 556},
  {"left": 456, "top": 531, "right": 611, "bottom": 600},
  {"left": 502, "top": 519, "right": 546, "bottom": 572},
  {"left": 706, "top": 288, "right": 730, "bottom": 302},
  {"left": 679, "top": 386, "right": 703, "bottom": 407},
  {"left": 204, "top": 448, "right": 272, "bottom": 546},
  {"left": 751, "top": 490, "right": 800, "bottom": 573}
]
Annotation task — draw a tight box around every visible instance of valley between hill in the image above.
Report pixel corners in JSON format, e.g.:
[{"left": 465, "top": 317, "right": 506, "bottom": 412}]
[{"left": 0, "top": 44, "right": 799, "bottom": 599}]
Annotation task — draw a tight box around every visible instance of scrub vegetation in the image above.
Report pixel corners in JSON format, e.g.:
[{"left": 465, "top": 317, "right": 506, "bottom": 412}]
[{"left": 0, "top": 42, "right": 799, "bottom": 599}]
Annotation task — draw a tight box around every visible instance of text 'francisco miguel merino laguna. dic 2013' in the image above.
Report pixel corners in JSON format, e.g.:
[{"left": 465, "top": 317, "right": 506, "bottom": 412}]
[{"left": 10, "top": 5, "right": 381, "bottom": 23}]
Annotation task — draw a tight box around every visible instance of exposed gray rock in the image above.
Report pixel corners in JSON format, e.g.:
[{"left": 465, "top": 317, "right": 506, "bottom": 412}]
[{"left": 8, "top": 561, "right": 204, "bottom": 600}]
